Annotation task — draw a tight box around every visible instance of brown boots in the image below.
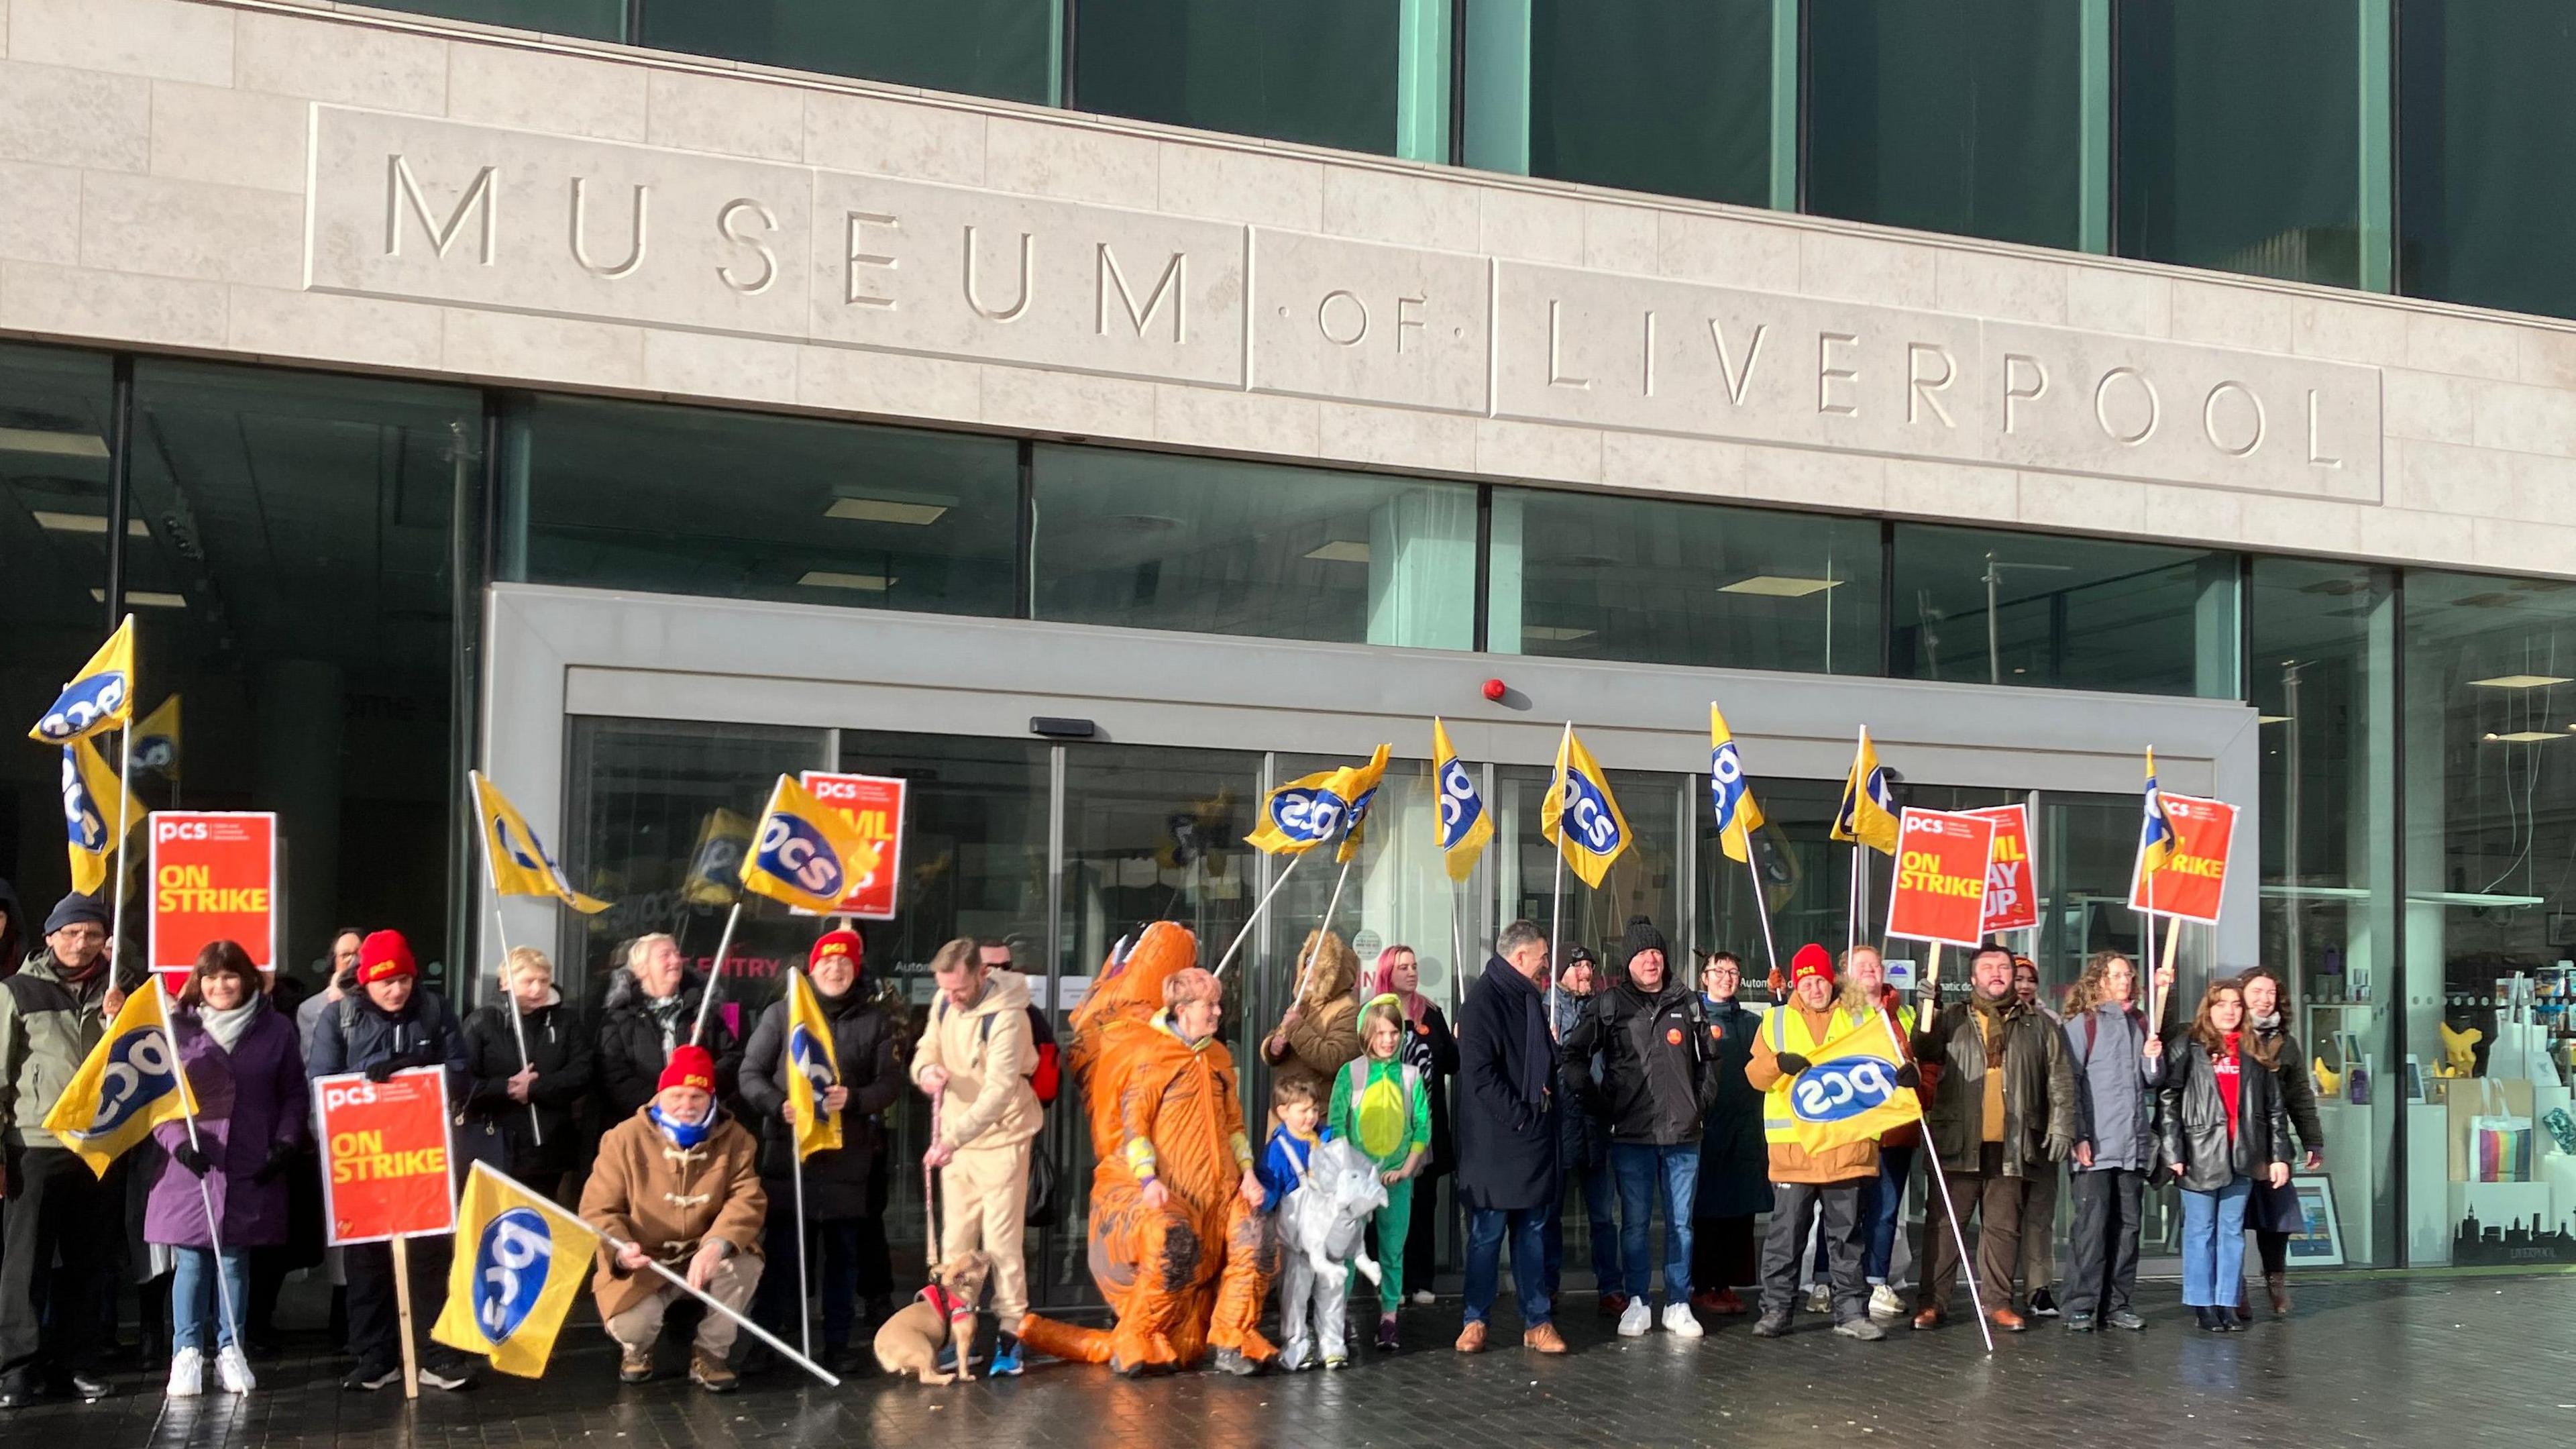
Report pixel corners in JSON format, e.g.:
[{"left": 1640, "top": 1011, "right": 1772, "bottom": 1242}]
[{"left": 2265, "top": 1272, "right": 2292, "bottom": 1316}]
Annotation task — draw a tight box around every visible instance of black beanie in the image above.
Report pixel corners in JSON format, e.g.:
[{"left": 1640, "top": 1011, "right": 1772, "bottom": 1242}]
[{"left": 1622, "top": 915, "right": 1669, "bottom": 960}]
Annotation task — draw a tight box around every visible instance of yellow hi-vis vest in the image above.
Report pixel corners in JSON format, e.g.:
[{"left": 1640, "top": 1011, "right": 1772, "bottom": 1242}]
[{"left": 1760, "top": 1005, "right": 1874, "bottom": 1146}]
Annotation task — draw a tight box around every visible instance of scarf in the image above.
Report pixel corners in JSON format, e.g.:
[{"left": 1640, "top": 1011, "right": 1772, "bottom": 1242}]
[
  {"left": 1485, "top": 956, "right": 1553, "bottom": 1113},
  {"left": 201, "top": 999, "right": 260, "bottom": 1053},
  {"left": 643, "top": 991, "right": 688, "bottom": 1053},
  {"left": 649, "top": 1100, "right": 716, "bottom": 1149},
  {"left": 1367, "top": 957, "right": 1432, "bottom": 1026}
]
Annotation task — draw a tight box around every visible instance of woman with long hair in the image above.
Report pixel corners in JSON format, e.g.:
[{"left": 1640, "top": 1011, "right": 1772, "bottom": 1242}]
[
  {"left": 147, "top": 941, "right": 309, "bottom": 1396},
  {"left": 2156, "top": 978, "right": 2293, "bottom": 1332},
  {"left": 2238, "top": 967, "right": 2324, "bottom": 1318},
  {"left": 1364, "top": 943, "right": 1458, "bottom": 1306}
]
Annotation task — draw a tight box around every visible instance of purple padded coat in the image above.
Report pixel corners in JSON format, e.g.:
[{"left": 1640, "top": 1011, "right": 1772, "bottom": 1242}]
[{"left": 145, "top": 1000, "right": 310, "bottom": 1250}]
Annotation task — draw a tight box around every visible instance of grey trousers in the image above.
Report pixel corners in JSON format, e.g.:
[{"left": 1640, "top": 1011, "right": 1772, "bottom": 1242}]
[
  {"left": 1758, "top": 1181, "right": 1868, "bottom": 1324},
  {"left": 1277, "top": 1252, "right": 1348, "bottom": 1369}
]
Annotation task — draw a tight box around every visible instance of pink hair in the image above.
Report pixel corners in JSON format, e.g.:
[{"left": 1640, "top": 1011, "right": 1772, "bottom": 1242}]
[{"left": 1371, "top": 944, "right": 1429, "bottom": 1023}]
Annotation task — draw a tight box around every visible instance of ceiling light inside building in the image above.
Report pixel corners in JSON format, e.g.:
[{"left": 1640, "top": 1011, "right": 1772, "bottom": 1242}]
[
  {"left": 1718, "top": 575, "right": 1842, "bottom": 598},
  {"left": 798, "top": 570, "right": 896, "bottom": 592},
  {"left": 33, "top": 511, "right": 148, "bottom": 537},
  {"left": 0, "top": 427, "right": 107, "bottom": 458},
  {"left": 87, "top": 588, "right": 184, "bottom": 608},
  {"left": 2483, "top": 731, "right": 2562, "bottom": 743},
  {"left": 2468, "top": 674, "right": 2572, "bottom": 689},
  {"left": 1303, "top": 540, "right": 1371, "bottom": 564},
  {"left": 2258, "top": 714, "right": 2294, "bottom": 724},
  {"left": 1523, "top": 626, "right": 1594, "bottom": 641},
  {"left": 825, "top": 498, "right": 948, "bottom": 526}
]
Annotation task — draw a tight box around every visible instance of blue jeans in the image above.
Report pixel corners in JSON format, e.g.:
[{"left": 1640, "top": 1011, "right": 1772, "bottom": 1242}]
[
  {"left": 2180, "top": 1175, "right": 2252, "bottom": 1307},
  {"left": 1540, "top": 1157, "right": 1621, "bottom": 1295},
  {"left": 1609, "top": 1143, "right": 1698, "bottom": 1303},
  {"left": 755, "top": 1212, "right": 863, "bottom": 1346},
  {"left": 171, "top": 1246, "right": 248, "bottom": 1353},
  {"left": 1463, "top": 1207, "right": 1552, "bottom": 1328}
]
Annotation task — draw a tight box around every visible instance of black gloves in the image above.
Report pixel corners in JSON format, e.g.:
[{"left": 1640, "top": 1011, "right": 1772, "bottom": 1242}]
[
  {"left": 250, "top": 1142, "right": 297, "bottom": 1185},
  {"left": 1774, "top": 1052, "right": 1812, "bottom": 1075},
  {"left": 366, "top": 1047, "right": 438, "bottom": 1082},
  {"left": 2045, "top": 1132, "right": 2076, "bottom": 1164},
  {"left": 364, "top": 1057, "right": 401, "bottom": 1082},
  {"left": 1894, "top": 1063, "right": 1921, "bottom": 1089},
  {"left": 172, "top": 1143, "right": 211, "bottom": 1178}
]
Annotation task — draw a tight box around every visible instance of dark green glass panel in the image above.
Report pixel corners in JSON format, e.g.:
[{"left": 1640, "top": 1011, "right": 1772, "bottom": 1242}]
[
  {"left": 643, "top": 0, "right": 1055, "bottom": 105},
  {"left": 1074, "top": 0, "right": 1399, "bottom": 154},
  {"left": 1526, "top": 0, "right": 1771, "bottom": 205},
  {"left": 2398, "top": 0, "right": 2576, "bottom": 319}
]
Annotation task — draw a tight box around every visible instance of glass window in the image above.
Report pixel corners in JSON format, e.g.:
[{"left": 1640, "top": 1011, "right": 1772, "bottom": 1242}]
[
  {"left": 1803, "top": 0, "right": 2082, "bottom": 250},
  {"left": 503, "top": 395, "right": 1021, "bottom": 619},
  {"left": 2116, "top": 1, "right": 2362, "bottom": 286},
  {"left": 1494, "top": 763, "right": 1684, "bottom": 973},
  {"left": 366, "top": 0, "right": 623, "bottom": 40},
  {"left": 1030, "top": 445, "right": 1475, "bottom": 649},
  {"left": 1492, "top": 489, "right": 1880, "bottom": 674},
  {"left": 2251, "top": 558, "right": 2396, "bottom": 1267},
  {"left": 2398, "top": 1, "right": 2576, "bottom": 319},
  {"left": 643, "top": 0, "right": 1055, "bottom": 105},
  {"left": 1074, "top": 0, "right": 1401, "bottom": 155},
  {"left": 1519, "top": 0, "right": 1771, "bottom": 205},
  {"left": 123, "top": 360, "right": 480, "bottom": 986},
  {"left": 561, "top": 717, "right": 830, "bottom": 1014},
  {"left": 2400, "top": 570, "right": 2576, "bottom": 1266},
  {"left": 1890, "top": 524, "right": 2240, "bottom": 698},
  {"left": 0, "top": 343, "right": 117, "bottom": 947}
]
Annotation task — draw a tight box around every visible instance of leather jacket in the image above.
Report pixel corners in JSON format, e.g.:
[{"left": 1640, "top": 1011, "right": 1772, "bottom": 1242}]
[
  {"left": 2156, "top": 1037, "right": 2293, "bottom": 1192},
  {"left": 1913, "top": 995, "right": 2078, "bottom": 1177}
]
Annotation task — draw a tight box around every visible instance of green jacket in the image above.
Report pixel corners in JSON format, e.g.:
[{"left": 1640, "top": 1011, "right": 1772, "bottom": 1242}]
[
  {"left": 1328, "top": 1055, "right": 1430, "bottom": 1173},
  {"left": 0, "top": 951, "right": 115, "bottom": 1149}
]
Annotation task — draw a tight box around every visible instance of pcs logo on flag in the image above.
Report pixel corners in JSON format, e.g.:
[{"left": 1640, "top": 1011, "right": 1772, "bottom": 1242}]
[
  {"left": 471, "top": 1207, "right": 556, "bottom": 1346},
  {"left": 755, "top": 812, "right": 853, "bottom": 898},
  {"left": 790, "top": 1024, "right": 835, "bottom": 1096},
  {"left": 70, "top": 1028, "right": 182, "bottom": 1138},
  {"left": 1555, "top": 769, "right": 1623, "bottom": 855},
  {"left": 1789, "top": 1057, "right": 1904, "bottom": 1126}
]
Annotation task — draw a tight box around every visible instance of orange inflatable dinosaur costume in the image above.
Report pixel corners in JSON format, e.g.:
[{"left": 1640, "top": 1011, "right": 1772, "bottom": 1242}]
[{"left": 1016, "top": 922, "right": 1279, "bottom": 1374}]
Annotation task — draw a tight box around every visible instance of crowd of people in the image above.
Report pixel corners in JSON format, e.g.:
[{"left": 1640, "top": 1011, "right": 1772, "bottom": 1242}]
[{"left": 0, "top": 889, "right": 2327, "bottom": 1407}]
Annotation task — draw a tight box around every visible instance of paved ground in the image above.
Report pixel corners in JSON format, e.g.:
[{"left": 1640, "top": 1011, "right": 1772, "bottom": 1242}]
[{"left": 21, "top": 1275, "right": 2576, "bottom": 1449}]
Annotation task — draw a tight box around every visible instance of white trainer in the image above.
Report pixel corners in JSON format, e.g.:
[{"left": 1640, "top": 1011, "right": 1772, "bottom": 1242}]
[
  {"left": 1616, "top": 1297, "right": 1652, "bottom": 1338},
  {"left": 215, "top": 1345, "right": 257, "bottom": 1395},
  {"left": 1870, "top": 1284, "right": 1907, "bottom": 1320},
  {"left": 1662, "top": 1302, "right": 1705, "bottom": 1338},
  {"left": 166, "top": 1348, "right": 205, "bottom": 1398},
  {"left": 1806, "top": 1283, "right": 1832, "bottom": 1315}
]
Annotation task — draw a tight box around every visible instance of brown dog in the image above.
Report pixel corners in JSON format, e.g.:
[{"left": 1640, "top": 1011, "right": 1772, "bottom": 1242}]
[{"left": 872, "top": 1252, "right": 992, "bottom": 1385}]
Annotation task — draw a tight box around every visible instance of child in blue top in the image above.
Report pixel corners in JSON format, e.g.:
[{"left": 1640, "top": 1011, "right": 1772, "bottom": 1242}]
[{"left": 1258, "top": 1076, "right": 1330, "bottom": 1212}]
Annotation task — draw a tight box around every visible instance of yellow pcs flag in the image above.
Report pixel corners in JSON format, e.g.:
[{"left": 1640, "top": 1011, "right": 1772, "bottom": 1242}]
[
  {"left": 1245, "top": 764, "right": 1360, "bottom": 855},
  {"left": 1764, "top": 1014, "right": 1925, "bottom": 1157},
  {"left": 1334, "top": 744, "right": 1393, "bottom": 865},
  {"left": 60, "top": 735, "right": 140, "bottom": 898},
  {"left": 472, "top": 771, "right": 609, "bottom": 914},
  {"left": 132, "top": 693, "right": 182, "bottom": 782},
  {"left": 1707, "top": 704, "right": 1766, "bottom": 864},
  {"left": 682, "top": 807, "right": 754, "bottom": 906},
  {"left": 43, "top": 982, "right": 195, "bottom": 1177},
  {"left": 741, "top": 773, "right": 883, "bottom": 914},
  {"left": 431, "top": 1163, "right": 599, "bottom": 1378},
  {"left": 785, "top": 967, "right": 843, "bottom": 1159},
  {"left": 28, "top": 616, "right": 133, "bottom": 746},
  {"left": 1542, "top": 726, "right": 1630, "bottom": 889},
  {"left": 1430, "top": 718, "right": 1493, "bottom": 883},
  {"left": 1830, "top": 726, "right": 1900, "bottom": 856}
]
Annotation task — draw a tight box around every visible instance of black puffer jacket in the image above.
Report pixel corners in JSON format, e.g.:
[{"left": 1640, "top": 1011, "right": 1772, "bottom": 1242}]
[
  {"left": 1558, "top": 974, "right": 1716, "bottom": 1147},
  {"left": 306, "top": 986, "right": 471, "bottom": 1106},
  {"left": 594, "top": 966, "right": 743, "bottom": 1120},
  {"left": 463, "top": 996, "right": 596, "bottom": 1179},
  {"left": 738, "top": 986, "right": 905, "bottom": 1220},
  {"left": 2157, "top": 1036, "right": 2294, "bottom": 1192}
]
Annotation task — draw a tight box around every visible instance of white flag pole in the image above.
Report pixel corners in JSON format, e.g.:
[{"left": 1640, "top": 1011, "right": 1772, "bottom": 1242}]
[
  {"left": 1291, "top": 853, "right": 1356, "bottom": 1003},
  {"left": 151, "top": 975, "right": 244, "bottom": 1358},
  {"left": 1741, "top": 846, "right": 1779, "bottom": 980},
  {"left": 1547, "top": 722, "right": 1572, "bottom": 1036},
  {"left": 470, "top": 775, "right": 544, "bottom": 1147},
  {"left": 689, "top": 900, "right": 743, "bottom": 1046},
  {"left": 1212, "top": 853, "right": 1301, "bottom": 981}
]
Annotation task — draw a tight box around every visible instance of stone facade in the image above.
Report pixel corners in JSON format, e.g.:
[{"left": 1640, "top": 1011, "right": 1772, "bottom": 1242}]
[{"left": 6, "top": 0, "right": 2575, "bottom": 576}]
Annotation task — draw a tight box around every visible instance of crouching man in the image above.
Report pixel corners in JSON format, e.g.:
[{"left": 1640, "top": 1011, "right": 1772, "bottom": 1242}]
[{"left": 580, "top": 1045, "right": 767, "bottom": 1393}]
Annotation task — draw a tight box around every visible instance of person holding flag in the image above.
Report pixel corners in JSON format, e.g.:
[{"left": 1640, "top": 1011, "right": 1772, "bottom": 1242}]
[
  {"left": 0, "top": 893, "right": 131, "bottom": 1408},
  {"left": 596, "top": 934, "right": 742, "bottom": 1121},
  {"left": 144, "top": 941, "right": 309, "bottom": 1399},
  {"left": 1262, "top": 930, "right": 1364, "bottom": 1117},
  {"left": 1744, "top": 945, "right": 1897, "bottom": 1342},
  {"left": 462, "top": 949, "right": 595, "bottom": 1199},
  {"left": 740, "top": 930, "right": 904, "bottom": 1375},
  {"left": 580, "top": 1044, "right": 767, "bottom": 1393}
]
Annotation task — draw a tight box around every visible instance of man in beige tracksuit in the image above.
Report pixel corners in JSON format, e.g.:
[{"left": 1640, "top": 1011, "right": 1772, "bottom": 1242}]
[{"left": 912, "top": 938, "right": 1041, "bottom": 1373}]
